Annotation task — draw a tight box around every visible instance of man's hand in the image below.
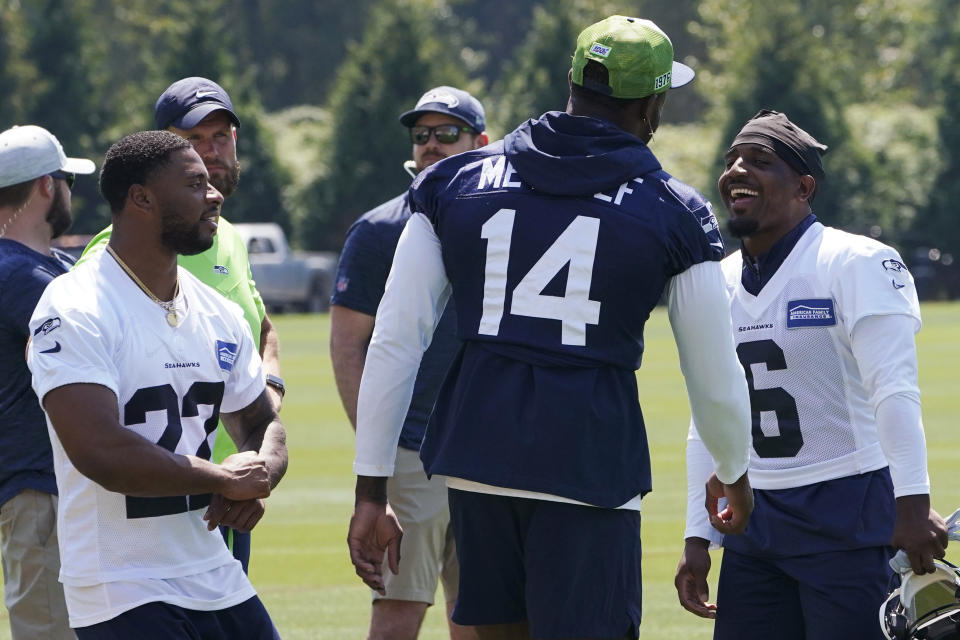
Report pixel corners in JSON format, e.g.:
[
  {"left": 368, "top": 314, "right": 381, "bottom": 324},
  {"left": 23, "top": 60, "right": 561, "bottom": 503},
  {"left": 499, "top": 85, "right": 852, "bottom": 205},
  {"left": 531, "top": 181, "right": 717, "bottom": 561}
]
[
  {"left": 706, "top": 471, "right": 753, "bottom": 535},
  {"left": 203, "top": 495, "right": 265, "bottom": 532},
  {"left": 675, "top": 537, "right": 716, "bottom": 618},
  {"left": 218, "top": 451, "right": 271, "bottom": 501},
  {"left": 892, "top": 494, "right": 947, "bottom": 574},
  {"left": 348, "top": 499, "right": 402, "bottom": 595}
]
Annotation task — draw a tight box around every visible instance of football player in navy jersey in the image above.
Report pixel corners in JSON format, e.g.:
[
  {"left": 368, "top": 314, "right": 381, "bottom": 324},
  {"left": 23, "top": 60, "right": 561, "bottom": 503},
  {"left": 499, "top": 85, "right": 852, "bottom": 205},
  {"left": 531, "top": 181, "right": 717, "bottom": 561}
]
[
  {"left": 349, "top": 16, "right": 755, "bottom": 640},
  {"left": 675, "top": 111, "right": 948, "bottom": 639}
]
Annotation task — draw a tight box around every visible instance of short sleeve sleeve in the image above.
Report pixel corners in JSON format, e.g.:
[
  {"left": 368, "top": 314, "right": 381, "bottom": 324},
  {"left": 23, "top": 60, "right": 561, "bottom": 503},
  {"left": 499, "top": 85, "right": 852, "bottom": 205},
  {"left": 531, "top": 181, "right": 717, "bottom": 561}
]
[
  {"left": 831, "top": 241, "right": 921, "bottom": 335},
  {"left": 667, "top": 178, "right": 726, "bottom": 275},
  {"left": 329, "top": 218, "right": 392, "bottom": 315},
  {"left": 220, "top": 303, "right": 266, "bottom": 414},
  {"left": 4, "top": 262, "right": 59, "bottom": 339},
  {"left": 27, "top": 286, "right": 121, "bottom": 403}
]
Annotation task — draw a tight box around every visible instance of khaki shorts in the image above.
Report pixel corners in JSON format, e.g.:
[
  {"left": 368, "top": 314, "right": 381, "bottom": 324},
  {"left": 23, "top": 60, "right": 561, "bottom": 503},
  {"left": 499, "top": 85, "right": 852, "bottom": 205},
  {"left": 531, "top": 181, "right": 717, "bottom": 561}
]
[
  {"left": 374, "top": 447, "right": 458, "bottom": 605},
  {"left": 0, "top": 488, "right": 72, "bottom": 639}
]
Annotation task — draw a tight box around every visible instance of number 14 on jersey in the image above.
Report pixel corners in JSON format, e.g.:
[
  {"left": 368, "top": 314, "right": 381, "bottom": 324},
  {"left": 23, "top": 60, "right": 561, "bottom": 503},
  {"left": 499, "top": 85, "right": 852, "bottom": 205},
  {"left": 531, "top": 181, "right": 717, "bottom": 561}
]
[{"left": 478, "top": 209, "right": 601, "bottom": 346}]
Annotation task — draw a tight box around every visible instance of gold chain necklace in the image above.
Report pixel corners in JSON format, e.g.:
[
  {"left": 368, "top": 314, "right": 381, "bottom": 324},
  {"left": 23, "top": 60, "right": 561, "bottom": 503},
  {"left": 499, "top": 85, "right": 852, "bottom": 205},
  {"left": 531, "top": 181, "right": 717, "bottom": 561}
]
[{"left": 106, "top": 245, "right": 182, "bottom": 327}]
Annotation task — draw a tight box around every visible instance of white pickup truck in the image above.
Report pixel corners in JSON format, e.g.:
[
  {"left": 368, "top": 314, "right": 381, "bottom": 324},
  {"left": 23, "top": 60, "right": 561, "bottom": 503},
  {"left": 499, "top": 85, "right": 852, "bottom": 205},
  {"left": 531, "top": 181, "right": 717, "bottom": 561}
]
[{"left": 233, "top": 222, "right": 338, "bottom": 313}]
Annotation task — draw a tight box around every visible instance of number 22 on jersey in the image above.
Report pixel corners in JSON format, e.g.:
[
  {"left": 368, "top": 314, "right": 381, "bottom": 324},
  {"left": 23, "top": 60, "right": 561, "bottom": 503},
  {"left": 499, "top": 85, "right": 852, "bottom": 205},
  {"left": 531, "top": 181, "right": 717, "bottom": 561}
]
[{"left": 478, "top": 209, "right": 601, "bottom": 346}]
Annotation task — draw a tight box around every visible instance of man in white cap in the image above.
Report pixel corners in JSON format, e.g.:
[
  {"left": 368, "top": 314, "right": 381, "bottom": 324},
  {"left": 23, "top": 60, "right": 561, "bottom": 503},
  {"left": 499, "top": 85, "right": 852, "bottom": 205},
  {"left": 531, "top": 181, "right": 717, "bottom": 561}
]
[{"left": 0, "top": 124, "right": 94, "bottom": 639}]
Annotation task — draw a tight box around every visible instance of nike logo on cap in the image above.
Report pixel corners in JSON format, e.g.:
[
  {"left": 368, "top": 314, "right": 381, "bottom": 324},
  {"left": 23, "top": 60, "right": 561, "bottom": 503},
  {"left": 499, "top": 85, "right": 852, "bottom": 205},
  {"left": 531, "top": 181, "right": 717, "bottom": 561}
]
[{"left": 195, "top": 90, "right": 219, "bottom": 98}]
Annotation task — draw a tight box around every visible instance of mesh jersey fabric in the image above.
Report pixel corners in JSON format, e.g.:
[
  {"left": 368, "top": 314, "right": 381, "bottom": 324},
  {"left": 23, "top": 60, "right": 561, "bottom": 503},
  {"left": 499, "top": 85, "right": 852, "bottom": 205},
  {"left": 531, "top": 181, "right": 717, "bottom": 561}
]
[
  {"left": 719, "top": 222, "right": 920, "bottom": 488},
  {"left": 26, "top": 249, "right": 264, "bottom": 621}
]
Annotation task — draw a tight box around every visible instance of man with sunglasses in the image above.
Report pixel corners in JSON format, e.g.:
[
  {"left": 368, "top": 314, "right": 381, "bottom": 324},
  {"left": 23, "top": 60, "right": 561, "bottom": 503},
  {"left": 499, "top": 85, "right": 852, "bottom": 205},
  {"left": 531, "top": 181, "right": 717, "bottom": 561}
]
[
  {"left": 331, "top": 86, "right": 487, "bottom": 640},
  {"left": 0, "top": 124, "right": 95, "bottom": 639}
]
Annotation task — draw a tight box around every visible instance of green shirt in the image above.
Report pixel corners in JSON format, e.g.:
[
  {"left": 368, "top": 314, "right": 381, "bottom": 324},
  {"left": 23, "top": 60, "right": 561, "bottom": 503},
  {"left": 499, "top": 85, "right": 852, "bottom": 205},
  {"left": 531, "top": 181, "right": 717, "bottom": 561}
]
[{"left": 78, "top": 218, "right": 266, "bottom": 462}]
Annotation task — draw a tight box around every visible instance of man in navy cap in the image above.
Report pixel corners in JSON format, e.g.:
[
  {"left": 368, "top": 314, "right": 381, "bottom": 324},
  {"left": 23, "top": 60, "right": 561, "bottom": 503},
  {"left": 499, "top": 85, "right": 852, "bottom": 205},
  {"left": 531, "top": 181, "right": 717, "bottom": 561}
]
[
  {"left": 0, "top": 124, "right": 94, "bottom": 639},
  {"left": 80, "top": 77, "right": 284, "bottom": 576},
  {"left": 331, "top": 86, "right": 487, "bottom": 640}
]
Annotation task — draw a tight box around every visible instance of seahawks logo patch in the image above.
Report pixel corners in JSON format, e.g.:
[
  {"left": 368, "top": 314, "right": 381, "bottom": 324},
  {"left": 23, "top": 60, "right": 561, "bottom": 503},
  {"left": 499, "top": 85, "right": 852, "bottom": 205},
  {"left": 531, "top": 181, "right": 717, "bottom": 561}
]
[{"left": 216, "top": 340, "right": 238, "bottom": 372}]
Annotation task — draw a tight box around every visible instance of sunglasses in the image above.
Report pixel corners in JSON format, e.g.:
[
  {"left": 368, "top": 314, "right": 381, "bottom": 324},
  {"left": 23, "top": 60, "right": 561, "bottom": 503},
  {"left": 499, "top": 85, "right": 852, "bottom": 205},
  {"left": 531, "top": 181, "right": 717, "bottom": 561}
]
[
  {"left": 409, "top": 124, "right": 475, "bottom": 145},
  {"left": 50, "top": 170, "right": 76, "bottom": 190}
]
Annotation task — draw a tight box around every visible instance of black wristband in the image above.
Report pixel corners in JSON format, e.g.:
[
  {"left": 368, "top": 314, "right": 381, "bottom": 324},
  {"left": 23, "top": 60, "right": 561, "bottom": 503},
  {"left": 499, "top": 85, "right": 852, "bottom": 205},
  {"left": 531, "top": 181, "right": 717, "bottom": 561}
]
[{"left": 265, "top": 374, "right": 285, "bottom": 398}]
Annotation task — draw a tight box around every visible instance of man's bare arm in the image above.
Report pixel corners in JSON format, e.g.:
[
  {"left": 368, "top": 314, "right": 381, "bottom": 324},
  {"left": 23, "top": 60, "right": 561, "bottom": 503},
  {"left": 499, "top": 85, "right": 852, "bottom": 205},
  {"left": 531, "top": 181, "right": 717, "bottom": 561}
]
[
  {"left": 43, "top": 383, "right": 269, "bottom": 500},
  {"left": 329, "top": 304, "right": 375, "bottom": 429},
  {"left": 220, "top": 389, "right": 287, "bottom": 489},
  {"left": 259, "top": 313, "right": 283, "bottom": 410}
]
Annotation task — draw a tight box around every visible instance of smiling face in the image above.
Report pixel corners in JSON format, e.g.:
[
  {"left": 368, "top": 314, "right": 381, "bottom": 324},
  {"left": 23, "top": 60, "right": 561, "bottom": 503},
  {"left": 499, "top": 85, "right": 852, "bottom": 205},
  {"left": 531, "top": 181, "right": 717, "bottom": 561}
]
[
  {"left": 718, "top": 143, "right": 816, "bottom": 256},
  {"left": 148, "top": 147, "right": 224, "bottom": 255}
]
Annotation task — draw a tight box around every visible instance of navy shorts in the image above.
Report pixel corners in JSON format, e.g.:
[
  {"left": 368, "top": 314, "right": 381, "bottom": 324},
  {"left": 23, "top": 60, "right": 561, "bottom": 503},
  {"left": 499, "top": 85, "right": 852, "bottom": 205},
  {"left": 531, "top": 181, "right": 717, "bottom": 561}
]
[
  {"left": 715, "top": 546, "right": 892, "bottom": 640},
  {"left": 73, "top": 596, "right": 280, "bottom": 639},
  {"left": 448, "top": 488, "right": 642, "bottom": 639}
]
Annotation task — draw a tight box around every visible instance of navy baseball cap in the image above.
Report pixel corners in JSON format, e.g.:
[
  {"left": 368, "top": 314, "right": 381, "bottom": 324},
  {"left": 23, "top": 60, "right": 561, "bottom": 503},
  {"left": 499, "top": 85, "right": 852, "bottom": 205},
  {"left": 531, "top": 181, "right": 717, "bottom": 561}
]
[
  {"left": 399, "top": 86, "right": 486, "bottom": 133},
  {"left": 154, "top": 77, "right": 241, "bottom": 130}
]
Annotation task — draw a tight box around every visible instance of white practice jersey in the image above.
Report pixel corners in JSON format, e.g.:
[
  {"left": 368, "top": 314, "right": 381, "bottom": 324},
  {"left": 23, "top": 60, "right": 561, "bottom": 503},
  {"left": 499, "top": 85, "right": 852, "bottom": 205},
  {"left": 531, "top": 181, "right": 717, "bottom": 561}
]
[
  {"left": 27, "top": 249, "right": 264, "bottom": 626},
  {"left": 717, "top": 222, "right": 920, "bottom": 489}
]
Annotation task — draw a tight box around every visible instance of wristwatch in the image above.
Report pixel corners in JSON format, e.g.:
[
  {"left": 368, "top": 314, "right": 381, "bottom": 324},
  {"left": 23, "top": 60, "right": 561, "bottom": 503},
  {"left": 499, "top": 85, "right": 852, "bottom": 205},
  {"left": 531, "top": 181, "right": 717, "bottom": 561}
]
[{"left": 265, "top": 374, "right": 286, "bottom": 398}]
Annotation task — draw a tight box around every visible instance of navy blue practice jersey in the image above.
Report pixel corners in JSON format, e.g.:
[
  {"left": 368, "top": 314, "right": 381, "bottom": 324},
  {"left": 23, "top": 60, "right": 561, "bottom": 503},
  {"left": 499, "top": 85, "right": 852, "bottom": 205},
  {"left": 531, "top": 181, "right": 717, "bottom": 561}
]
[{"left": 410, "top": 112, "right": 724, "bottom": 506}]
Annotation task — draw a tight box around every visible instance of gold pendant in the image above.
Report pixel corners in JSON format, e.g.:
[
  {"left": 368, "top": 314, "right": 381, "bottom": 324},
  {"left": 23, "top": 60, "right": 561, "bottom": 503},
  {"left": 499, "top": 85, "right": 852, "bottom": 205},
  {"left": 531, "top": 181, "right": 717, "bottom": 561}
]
[{"left": 166, "top": 310, "right": 178, "bottom": 327}]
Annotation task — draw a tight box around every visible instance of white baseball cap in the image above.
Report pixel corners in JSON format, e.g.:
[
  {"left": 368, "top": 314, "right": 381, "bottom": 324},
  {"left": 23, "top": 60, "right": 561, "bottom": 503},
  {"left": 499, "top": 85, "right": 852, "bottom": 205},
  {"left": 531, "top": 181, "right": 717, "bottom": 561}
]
[{"left": 0, "top": 125, "right": 95, "bottom": 189}]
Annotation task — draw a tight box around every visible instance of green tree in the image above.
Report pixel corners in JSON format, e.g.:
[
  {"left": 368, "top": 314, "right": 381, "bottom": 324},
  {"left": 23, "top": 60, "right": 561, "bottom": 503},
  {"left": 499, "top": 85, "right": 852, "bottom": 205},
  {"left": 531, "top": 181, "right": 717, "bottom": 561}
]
[
  {"left": 142, "top": 0, "right": 291, "bottom": 231},
  {"left": 0, "top": 0, "right": 36, "bottom": 127},
  {"left": 236, "top": 0, "right": 377, "bottom": 110},
  {"left": 692, "top": 0, "right": 917, "bottom": 238},
  {"left": 20, "top": 0, "right": 109, "bottom": 232},
  {"left": 301, "top": 0, "right": 474, "bottom": 249},
  {"left": 912, "top": 0, "right": 960, "bottom": 285}
]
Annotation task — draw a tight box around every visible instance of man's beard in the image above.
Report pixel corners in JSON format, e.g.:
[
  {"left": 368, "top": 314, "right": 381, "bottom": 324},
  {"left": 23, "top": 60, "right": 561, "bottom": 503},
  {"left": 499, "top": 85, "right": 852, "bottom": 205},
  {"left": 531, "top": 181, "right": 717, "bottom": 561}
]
[
  {"left": 160, "top": 206, "right": 214, "bottom": 256},
  {"left": 727, "top": 216, "right": 759, "bottom": 238},
  {"left": 46, "top": 185, "right": 72, "bottom": 239},
  {"left": 208, "top": 159, "right": 240, "bottom": 198}
]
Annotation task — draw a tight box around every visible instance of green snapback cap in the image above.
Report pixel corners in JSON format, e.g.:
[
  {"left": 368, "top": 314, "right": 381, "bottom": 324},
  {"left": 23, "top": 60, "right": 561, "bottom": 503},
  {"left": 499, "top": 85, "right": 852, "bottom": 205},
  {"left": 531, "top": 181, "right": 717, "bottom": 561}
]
[{"left": 571, "top": 15, "right": 695, "bottom": 99}]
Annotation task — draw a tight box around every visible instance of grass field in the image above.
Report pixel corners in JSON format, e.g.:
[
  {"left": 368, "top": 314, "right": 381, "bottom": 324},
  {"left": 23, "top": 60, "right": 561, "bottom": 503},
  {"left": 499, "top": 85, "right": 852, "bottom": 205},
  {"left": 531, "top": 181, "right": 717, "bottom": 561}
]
[{"left": 1, "top": 302, "right": 958, "bottom": 639}]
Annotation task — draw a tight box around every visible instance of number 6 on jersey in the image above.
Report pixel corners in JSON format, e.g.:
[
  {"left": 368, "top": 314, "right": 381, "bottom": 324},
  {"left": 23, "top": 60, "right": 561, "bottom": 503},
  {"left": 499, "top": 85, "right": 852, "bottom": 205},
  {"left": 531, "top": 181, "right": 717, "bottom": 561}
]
[{"left": 478, "top": 208, "right": 601, "bottom": 346}]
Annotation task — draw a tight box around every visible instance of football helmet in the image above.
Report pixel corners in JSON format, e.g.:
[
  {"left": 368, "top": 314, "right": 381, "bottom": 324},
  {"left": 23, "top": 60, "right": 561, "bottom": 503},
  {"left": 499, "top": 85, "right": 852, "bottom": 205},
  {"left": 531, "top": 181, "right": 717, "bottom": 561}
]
[
  {"left": 881, "top": 508, "right": 960, "bottom": 639},
  {"left": 881, "top": 558, "right": 960, "bottom": 639}
]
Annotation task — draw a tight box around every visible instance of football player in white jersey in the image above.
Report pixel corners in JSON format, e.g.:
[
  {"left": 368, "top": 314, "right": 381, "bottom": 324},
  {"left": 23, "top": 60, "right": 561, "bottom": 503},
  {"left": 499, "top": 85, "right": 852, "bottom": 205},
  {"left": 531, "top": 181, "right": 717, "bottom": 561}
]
[
  {"left": 26, "top": 130, "right": 287, "bottom": 639},
  {"left": 674, "top": 110, "right": 948, "bottom": 639}
]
